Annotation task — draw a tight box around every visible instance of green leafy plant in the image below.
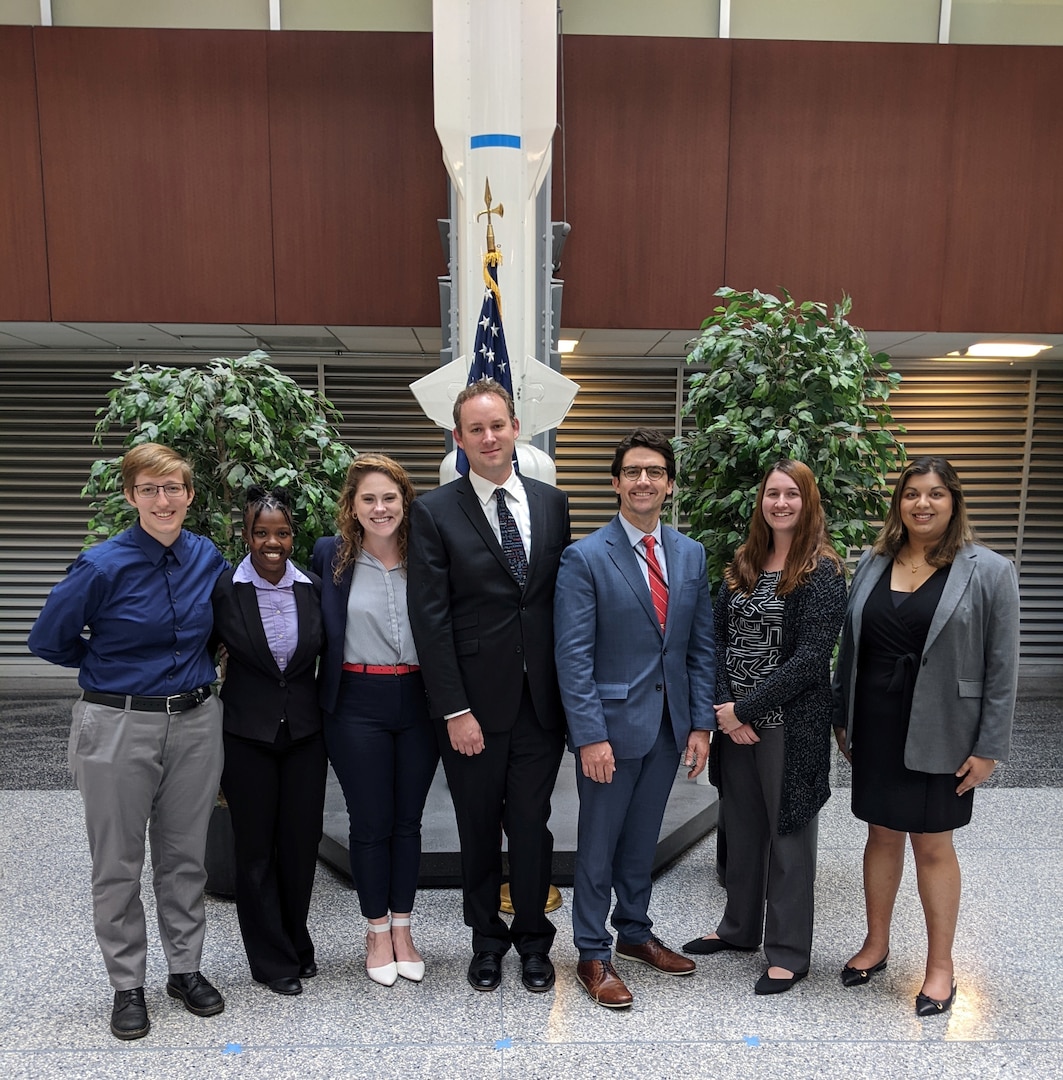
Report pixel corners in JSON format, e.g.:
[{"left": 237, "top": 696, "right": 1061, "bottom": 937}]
[
  {"left": 82, "top": 352, "right": 355, "bottom": 567},
  {"left": 674, "top": 287, "right": 906, "bottom": 581}
]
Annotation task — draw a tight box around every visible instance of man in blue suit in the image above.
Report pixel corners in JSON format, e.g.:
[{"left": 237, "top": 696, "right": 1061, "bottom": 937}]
[{"left": 555, "top": 429, "right": 716, "bottom": 1008}]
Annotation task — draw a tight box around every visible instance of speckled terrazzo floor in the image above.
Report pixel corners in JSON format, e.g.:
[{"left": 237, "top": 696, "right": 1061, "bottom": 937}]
[{"left": 2, "top": 674, "right": 1061, "bottom": 1080}]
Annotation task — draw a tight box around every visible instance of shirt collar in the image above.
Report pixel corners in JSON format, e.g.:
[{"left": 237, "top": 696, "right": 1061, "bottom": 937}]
[
  {"left": 232, "top": 552, "right": 310, "bottom": 588},
  {"left": 130, "top": 521, "right": 189, "bottom": 566},
  {"left": 468, "top": 467, "right": 525, "bottom": 507},
  {"left": 617, "top": 513, "right": 663, "bottom": 550}
]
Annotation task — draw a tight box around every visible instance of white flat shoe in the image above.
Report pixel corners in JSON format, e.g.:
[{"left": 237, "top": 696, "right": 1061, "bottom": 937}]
[
  {"left": 391, "top": 917, "right": 425, "bottom": 982},
  {"left": 366, "top": 920, "right": 397, "bottom": 986}
]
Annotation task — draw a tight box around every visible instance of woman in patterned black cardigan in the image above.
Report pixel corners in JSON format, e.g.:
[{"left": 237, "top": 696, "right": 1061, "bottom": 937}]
[{"left": 683, "top": 460, "right": 846, "bottom": 994}]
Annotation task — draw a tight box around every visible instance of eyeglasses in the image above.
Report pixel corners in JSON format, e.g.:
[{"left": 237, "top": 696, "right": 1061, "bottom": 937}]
[
  {"left": 133, "top": 483, "right": 187, "bottom": 499},
  {"left": 619, "top": 466, "right": 668, "bottom": 481}
]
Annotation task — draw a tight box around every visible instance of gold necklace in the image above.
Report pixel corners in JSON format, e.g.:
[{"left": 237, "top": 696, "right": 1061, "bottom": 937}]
[{"left": 901, "top": 555, "right": 925, "bottom": 574}]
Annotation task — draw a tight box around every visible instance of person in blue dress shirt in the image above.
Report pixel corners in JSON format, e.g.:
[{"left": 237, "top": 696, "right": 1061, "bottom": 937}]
[{"left": 28, "top": 443, "right": 228, "bottom": 1041}]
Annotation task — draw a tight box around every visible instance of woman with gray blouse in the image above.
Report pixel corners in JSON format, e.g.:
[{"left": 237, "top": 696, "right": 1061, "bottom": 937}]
[
  {"left": 683, "top": 460, "right": 846, "bottom": 995},
  {"left": 312, "top": 454, "right": 439, "bottom": 987}
]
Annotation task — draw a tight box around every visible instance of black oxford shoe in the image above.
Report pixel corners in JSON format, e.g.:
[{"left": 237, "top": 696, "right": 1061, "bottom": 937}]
[
  {"left": 467, "top": 951, "right": 503, "bottom": 991},
  {"left": 166, "top": 971, "right": 225, "bottom": 1016},
  {"left": 267, "top": 976, "right": 303, "bottom": 996},
  {"left": 520, "top": 952, "right": 555, "bottom": 992},
  {"left": 110, "top": 987, "right": 149, "bottom": 1040},
  {"left": 299, "top": 961, "right": 318, "bottom": 978}
]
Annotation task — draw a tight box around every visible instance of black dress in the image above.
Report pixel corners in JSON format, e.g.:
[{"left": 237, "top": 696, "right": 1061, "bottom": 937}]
[{"left": 851, "top": 561, "right": 974, "bottom": 833}]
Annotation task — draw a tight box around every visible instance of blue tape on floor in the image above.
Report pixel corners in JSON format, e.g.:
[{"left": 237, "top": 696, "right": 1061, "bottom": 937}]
[
  {"left": 744, "top": 1036, "right": 760, "bottom": 1048},
  {"left": 223, "top": 1042, "right": 243, "bottom": 1055},
  {"left": 495, "top": 1037, "right": 513, "bottom": 1050}
]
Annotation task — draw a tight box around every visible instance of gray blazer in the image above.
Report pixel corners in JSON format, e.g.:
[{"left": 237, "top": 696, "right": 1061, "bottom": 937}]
[{"left": 834, "top": 542, "right": 1019, "bottom": 772}]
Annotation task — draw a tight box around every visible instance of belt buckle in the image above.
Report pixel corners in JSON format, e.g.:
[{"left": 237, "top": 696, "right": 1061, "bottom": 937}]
[{"left": 165, "top": 693, "right": 184, "bottom": 715}]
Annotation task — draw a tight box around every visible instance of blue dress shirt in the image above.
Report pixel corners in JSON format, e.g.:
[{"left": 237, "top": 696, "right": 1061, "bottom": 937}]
[{"left": 28, "top": 523, "right": 227, "bottom": 695}]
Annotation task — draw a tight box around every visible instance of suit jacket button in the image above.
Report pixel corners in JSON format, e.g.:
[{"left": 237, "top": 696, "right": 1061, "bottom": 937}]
[
  {"left": 279, "top": 679, "right": 287, "bottom": 688},
  {"left": 656, "top": 683, "right": 663, "bottom": 692},
  {"left": 921, "top": 658, "right": 927, "bottom": 667}
]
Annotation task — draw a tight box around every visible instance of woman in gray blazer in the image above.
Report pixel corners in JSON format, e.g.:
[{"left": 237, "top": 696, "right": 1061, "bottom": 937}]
[{"left": 833, "top": 457, "right": 1019, "bottom": 1017}]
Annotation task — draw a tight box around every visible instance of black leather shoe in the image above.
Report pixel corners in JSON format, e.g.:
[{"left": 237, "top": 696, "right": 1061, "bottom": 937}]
[
  {"left": 682, "top": 935, "right": 757, "bottom": 955},
  {"left": 467, "top": 951, "right": 503, "bottom": 991},
  {"left": 520, "top": 952, "right": 555, "bottom": 992},
  {"left": 299, "top": 961, "right": 318, "bottom": 978},
  {"left": 266, "top": 976, "right": 303, "bottom": 996},
  {"left": 916, "top": 980, "right": 956, "bottom": 1017},
  {"left": 110, "top": 987, "right": 149, "bottom": 1040},
  {"left": 841, "top": 951, "right": 889, "bottom": 987},
  {"left": 166, "top": 971, "right": 225, "bottom": 1016}
]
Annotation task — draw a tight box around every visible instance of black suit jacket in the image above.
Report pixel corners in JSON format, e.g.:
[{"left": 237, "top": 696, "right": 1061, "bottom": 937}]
[
  {"left": 406, "top": 474, "right": 571, "bottom": 732},
  {"left": 211, "top": 569, "right": 324, "bottom": 743}
]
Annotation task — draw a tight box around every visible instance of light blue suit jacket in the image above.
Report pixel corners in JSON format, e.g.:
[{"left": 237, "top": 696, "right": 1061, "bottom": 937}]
[
  {"left": 554, "top": 514, "right": 716, "bottom": 759},
  {"left": 834, "top": 542, "right": 1019, "bottom": 770}
]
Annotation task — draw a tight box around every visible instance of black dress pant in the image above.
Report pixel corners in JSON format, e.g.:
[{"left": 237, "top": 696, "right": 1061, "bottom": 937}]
[
  {"left": 221, "top": 725, "right": 328, "bottom": 982},
  {"left": 438, "top": 679, "right": 565, "bottom": 957}
]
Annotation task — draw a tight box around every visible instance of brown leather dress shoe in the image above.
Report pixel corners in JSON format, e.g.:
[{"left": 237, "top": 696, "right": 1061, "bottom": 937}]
[
  {"left": 576, "top": 960, "right": 633, "bottom": 1008},
  {"left": 615, "top": 935, "right": 696, "bottom": 975}
]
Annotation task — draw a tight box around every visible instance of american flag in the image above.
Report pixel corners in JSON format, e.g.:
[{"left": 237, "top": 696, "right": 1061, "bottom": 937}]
[{"left": 455, "top": 252, "right": 517, "bottom": 476}]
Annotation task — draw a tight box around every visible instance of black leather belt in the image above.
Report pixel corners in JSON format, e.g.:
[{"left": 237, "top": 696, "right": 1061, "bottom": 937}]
[{"left": 81, "top": 686, "right": 213, "bottom": 715}]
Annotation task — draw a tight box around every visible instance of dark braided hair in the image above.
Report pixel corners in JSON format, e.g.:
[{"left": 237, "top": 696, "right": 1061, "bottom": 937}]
[{"left": 243, "top": 484, "right": 295, "bottom": 532}]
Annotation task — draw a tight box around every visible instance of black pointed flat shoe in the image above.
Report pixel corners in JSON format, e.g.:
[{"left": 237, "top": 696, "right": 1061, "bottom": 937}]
[
  {"left": 754, "top": 969, "right": 808, "bottom": 995},
  {"left": 681, "top": 935, "right": 757, "bottom": 955},
  {"left": 840, "top": 950, "right": 889, "bottom": 987},
  {"left": 916, "top": 980, "right": 956, "bottom": 1017}
]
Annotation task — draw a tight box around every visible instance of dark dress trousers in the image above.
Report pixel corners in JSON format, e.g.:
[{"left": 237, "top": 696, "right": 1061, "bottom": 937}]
[
  {"left": 406, "top": 474, "right": 571, "bottom": 957},
  {"left": 211, "top": 569, "right": 327, "bottom": 983}
]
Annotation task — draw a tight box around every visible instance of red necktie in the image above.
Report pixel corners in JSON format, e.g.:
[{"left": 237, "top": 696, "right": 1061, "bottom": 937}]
[{"left": 643, "top": 535, "right": 668, "bottom": 632}]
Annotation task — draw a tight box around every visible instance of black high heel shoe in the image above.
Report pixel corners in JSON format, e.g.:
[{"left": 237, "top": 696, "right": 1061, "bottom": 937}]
[
  {"left": 915, "top": 980, "right": 956, "bottom": 1017},
  {"left": 840, "top": 950, "right": 889, "bottom": 987}
]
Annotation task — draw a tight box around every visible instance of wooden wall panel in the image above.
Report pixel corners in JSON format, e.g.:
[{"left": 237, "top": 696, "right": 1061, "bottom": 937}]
[
  {"left": 0, "top": 27, "right": 50, "bottom": 321},
  {"left": 35, "top": 27, "right": 275, "bottom": 323},
  {"left": 268, "top": 31, "right": 446, "bottom": 326},
  {"left": 553, "top": 36, "right": 731, "bottom": 329},
  {"left": 726, "top": 40, "right": 955, "bottom": 331},
  {"left": 943, "top": 46, "right": 1063, "bottom": 332}
]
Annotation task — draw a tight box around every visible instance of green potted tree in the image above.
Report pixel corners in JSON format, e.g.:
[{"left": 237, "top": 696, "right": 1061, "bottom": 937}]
[
  {"left": 82, "top": 351, "right": 356, "bottom": 895},
  {"left": 674, "top": 287, "right": 906, "bottom": 579}
]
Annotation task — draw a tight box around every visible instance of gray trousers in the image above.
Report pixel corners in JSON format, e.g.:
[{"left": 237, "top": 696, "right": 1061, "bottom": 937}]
[
  {"left": 715, "top": 725, "right": 818, "bottom": 974},
  {"left": 68, "top": 694, "right": 224, "bottom": 990}
]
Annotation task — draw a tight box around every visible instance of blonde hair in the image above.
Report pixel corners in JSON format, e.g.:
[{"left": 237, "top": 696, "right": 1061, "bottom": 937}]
[{"left": 120, "top": 443, "right": 193, "bottom": 492}]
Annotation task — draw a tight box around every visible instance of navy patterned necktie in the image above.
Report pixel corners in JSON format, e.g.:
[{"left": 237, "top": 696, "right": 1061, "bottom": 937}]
[{"left": 495, "top": 487, "right": 528, "bottom": 587}]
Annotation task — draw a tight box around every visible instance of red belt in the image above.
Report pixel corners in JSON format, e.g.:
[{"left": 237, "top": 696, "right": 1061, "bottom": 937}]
[{"left": 342, "top": 663, "right": 420, "bottom": 675}]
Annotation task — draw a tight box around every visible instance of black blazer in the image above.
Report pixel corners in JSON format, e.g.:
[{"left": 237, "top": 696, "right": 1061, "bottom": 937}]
[
  {"left": 211, "top": 568, "right": 325, "bottom": 743},
  {"left": 406, "top": 474, "right": 571, "bottom": 733},
  {"left": 310, "top": 535, "right": 360, "bottom": 717}
]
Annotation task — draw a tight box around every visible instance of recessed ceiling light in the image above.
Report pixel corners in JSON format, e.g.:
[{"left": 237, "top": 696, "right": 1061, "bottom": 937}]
[
  {"left": 557, "top": 338, "right": 579, "bottom": 353},
  {"left": 946, "top": 342, "right": 1052, "bottom": 359}
]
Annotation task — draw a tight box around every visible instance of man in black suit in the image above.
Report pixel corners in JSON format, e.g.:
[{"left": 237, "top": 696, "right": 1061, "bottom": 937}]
[{"left": 408, "top": 378, "right": 571, "bottom": 994}]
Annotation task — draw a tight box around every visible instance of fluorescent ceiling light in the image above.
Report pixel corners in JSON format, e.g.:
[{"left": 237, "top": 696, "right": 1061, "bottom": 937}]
[
  {"left": 557, "top": 338, "right": 579, "bottom": 353},
  {"left": 947, "top": 342, "right": 1051, "bottom": 359}
]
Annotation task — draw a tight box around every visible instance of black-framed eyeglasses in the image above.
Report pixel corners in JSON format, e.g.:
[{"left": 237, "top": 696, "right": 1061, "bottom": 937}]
[
  {"left": 619, "top": 466, "right": 668, "bottom": 481},
  {"left": 133, "top": 483, "right": 187, "bottom": 499}
]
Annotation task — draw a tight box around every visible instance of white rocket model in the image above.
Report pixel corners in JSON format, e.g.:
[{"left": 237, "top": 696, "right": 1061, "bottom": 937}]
[{"left": 410, "top": 0, "right": 578, "bottom": 483}]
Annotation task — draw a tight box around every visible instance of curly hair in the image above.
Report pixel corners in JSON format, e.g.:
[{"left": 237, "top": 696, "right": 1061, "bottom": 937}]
[
  {"left": 726, "top": 459, "right": 843, "bottom": 597},
  {"left": 332, "top": 454, "right": 417, "bottom": 584},
  {"left": 872, "top": 455, "right": 974, "bottom": 566}
]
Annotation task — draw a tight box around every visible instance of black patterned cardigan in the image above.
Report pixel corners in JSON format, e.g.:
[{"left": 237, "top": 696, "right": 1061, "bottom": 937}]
[{"left": 708, "top": 556, "right": 847, "bottom": 835}]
